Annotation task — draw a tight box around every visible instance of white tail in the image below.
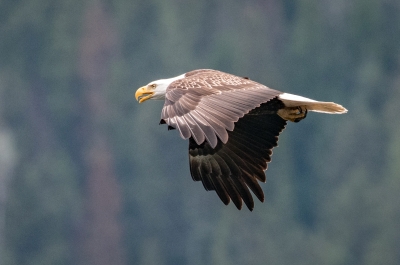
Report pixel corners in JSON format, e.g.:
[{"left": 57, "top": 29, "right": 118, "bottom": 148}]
[{"left": 278, "top": 93, "right": 347, "bottom": 114}]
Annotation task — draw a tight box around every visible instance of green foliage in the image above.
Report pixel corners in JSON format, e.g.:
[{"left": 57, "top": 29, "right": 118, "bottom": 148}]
[
  {"left": 5, "top": 150, "right": 81, "bottom": 265},
  {"left": 1, "top": 0, "right": 399, "bottom": 264}
]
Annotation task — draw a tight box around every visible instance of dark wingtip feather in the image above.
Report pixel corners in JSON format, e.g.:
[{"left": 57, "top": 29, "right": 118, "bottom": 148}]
[{"left": 188, "top": 101, "right": 287, "bottom": 211}]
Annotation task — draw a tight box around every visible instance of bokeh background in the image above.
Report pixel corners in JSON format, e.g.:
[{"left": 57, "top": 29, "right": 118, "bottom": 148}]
[{"left": 1, "top": 0, "right": 399, "bottom": 264}]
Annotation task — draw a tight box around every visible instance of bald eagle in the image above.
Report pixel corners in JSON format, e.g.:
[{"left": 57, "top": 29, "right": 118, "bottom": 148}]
[{"left": 135, "top": 69, "right": 347, "bottom": 211}]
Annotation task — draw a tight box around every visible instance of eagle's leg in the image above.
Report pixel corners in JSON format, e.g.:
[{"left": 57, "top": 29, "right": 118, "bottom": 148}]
[{"left": 277, "top": 106, "right": 308, "bottom": 123}]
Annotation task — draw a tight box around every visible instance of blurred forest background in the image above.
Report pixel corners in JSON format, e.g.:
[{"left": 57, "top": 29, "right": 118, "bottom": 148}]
[{"left": 1, "top": 0, "right": 399, "bottom": 264}]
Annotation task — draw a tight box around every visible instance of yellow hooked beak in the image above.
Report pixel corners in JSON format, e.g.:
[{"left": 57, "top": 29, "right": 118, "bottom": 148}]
[{"left": 135, "top": 86, "right": 155, "bottom": 103}]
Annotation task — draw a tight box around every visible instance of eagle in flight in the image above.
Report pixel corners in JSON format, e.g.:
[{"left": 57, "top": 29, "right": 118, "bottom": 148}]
[{"left": 135, "top": 69, "right": 347, "bottom": 211}]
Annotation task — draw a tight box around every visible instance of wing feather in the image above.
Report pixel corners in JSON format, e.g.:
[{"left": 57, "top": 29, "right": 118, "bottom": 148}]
[
  {"left": 172, "top": 100, "right": 189, "bottom": 117},
  {"left": 219, "top": 91, "right": 263, "bottom": 106},
  {"left": 196, "top": 103, "right": 236, "bottom": 128},
  {"left": 188, "top": 100, "right": 287, "bottom": 210},
  {"left": 199, "top": 99, "right": 240, "bottom": 122},
  {"left": 230, "top": 176, "right": 254, "bottom": 210},
  {"left": 209, "top": 175, "right": 230, "bottom": 205},
  {"left": 182, "top": 113, "right": 205, "bottom": 144},
  {"left": 206, "top": 95, "right": 249, "bottom": 113},
  {"left": 175, "top": 116, "right": 191, "bottom": 139},
  {"left": 212, "top": 154, "right": 243, "bottom": 208},
  {"left": 222, "top": 177, "right": 243, "bottom": 209},
  {"left": 187, "top": 111, "right": 217, "bottom": 147},
  {"left": 167, "top": 89, "right": 185, "bottom": 102},
  {"left": 192, "top": 107, "right": 229, "bottom": 144},
  {"left": 161, "top": 69, "right": 282, "bottom": 147}
]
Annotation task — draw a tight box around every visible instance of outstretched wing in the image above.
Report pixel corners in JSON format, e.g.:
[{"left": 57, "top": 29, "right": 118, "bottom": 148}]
[
  {"left": 188, "top": 100, "right": 287, "bottom": 211},
  {"left": 161, "top": 69, "right": 282, "bottom": 148}
]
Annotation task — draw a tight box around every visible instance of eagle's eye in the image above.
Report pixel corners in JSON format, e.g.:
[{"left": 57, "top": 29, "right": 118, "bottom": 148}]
[{"left": 150, "top": 84, "right": 157, "bottom": 89}]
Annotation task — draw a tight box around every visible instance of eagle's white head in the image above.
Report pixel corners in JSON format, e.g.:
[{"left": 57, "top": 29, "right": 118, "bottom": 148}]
[{"left": 135, "top": 73, "right": 185, "bottom": 103}]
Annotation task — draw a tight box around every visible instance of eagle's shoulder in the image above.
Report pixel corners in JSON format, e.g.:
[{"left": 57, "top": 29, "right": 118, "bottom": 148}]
[
  {"left": 184, "top": 69, "right": 218, "bottom": 78},
  {"left": 169, "top": 69, "right": 258, "bottom": 92}
]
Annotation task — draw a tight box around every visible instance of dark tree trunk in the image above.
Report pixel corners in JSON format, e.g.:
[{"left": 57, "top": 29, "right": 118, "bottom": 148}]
[{"left": 78, "top": 1, "right": 125, "bottom": 264}]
